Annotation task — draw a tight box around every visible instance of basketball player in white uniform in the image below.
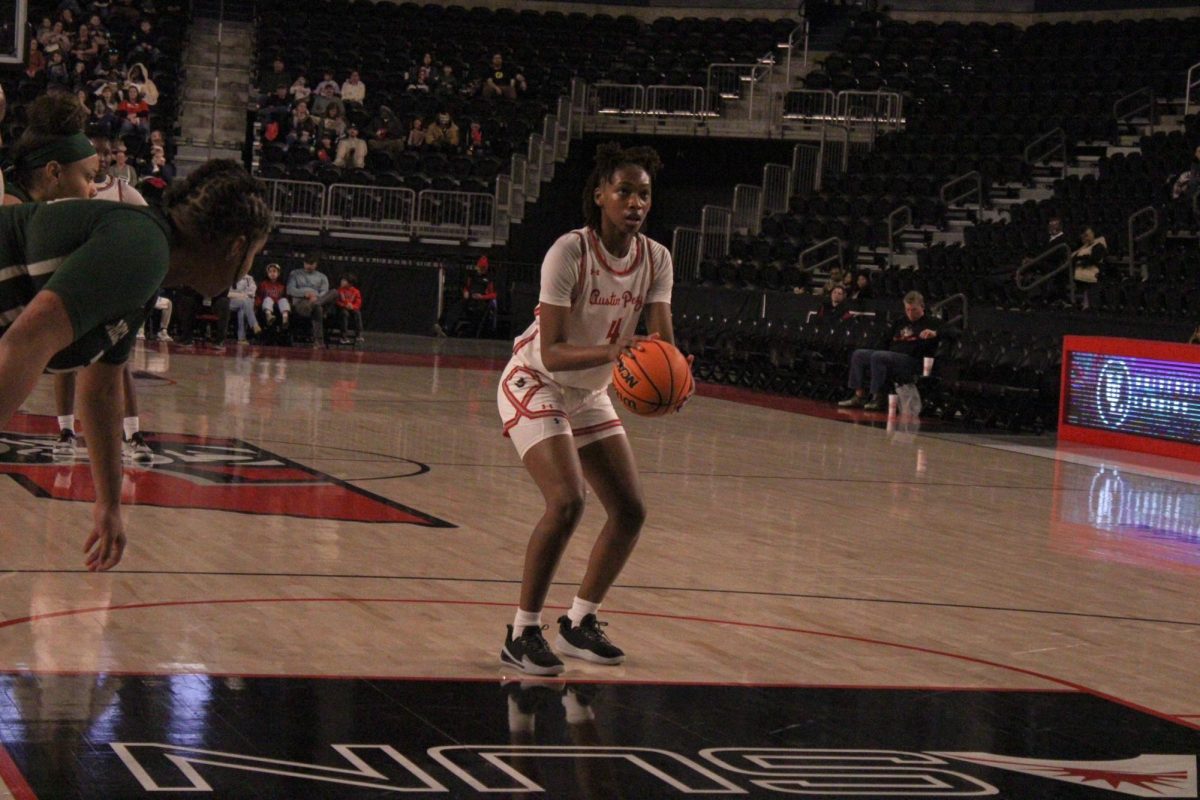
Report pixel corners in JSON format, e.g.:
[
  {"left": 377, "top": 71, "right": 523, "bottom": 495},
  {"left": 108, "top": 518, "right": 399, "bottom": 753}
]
[
  {"left": 52, "top": 136, "right": 167, "bottom": 462},
  {"left": 498, "top": 143, "right": 689, "bottom": 675}
]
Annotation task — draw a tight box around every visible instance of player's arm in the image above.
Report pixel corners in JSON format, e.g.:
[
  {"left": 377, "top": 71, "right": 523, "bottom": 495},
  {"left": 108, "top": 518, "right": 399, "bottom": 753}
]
[
  {"left": 0, "top": 292, "right": 75, "bottom": 428},
  {"left": 644, "top": 303, "right": 675, "bottom": 345},
  {"left": 77, "top": 360, "right": 127, "bottom": 571},
  {"left": 538, "top": 302, "right": 627, "bottom": 372}
]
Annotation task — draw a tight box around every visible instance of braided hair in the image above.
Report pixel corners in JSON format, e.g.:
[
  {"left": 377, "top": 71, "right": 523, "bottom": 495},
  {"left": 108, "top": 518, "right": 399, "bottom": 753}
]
[
  {"left": 581, "top": 142, "right": 662, "bottom": 230},
  {"left": 8, "top": 93, "right": 91, "bottom": 191},
  {"left": 163, "top": 159, "right": 274, "bottom": 247}
]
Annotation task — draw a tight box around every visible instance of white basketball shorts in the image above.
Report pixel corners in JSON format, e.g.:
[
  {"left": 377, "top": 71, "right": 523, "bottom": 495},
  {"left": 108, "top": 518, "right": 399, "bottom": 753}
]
[{"left": 497, "top": 359, "right": 625, "bottom": 459}]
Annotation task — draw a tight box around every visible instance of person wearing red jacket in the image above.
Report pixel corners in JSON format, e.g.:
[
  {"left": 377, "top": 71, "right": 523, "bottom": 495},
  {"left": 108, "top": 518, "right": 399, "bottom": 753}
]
[
  {"left": 440, "top": 255, "right": 497, "bottom": 336},
  {"left": 255, "top": 262, "right": 290, "bottom": 327},
  {"left": 336, "top": 273, "right": 364, "bottom": 344}
]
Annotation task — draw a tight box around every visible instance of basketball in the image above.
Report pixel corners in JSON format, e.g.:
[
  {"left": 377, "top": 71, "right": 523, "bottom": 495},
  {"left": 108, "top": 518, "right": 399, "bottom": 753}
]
[{"left": 612, "top": 339, "right": 695, "bottom": 416}]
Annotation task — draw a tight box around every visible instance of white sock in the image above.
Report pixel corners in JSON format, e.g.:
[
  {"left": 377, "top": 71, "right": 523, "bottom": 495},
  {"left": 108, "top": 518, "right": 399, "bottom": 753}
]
[
  {"left": 567, "top": 596, "right": 601, "bottom": 628},
  {"left": 507, "top": 697, "right": 536, "bottom": 734},
  {"left": 57, "top": 414, "right": 74, "bottom": 433},
  {"left": 123, "top": 417, "right": 139, "bottom": 440},
  {"left": 562, "top": 692, "right": 595, "bottom": 724},
  {"left": 513, "top": 609, "right": 542, "bottom": 632}
]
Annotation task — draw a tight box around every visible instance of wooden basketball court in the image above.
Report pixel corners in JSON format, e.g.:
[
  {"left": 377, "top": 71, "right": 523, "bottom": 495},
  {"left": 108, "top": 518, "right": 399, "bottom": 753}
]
[{"left": 0, "top": 339, "right": 1196, "bottom": 798}]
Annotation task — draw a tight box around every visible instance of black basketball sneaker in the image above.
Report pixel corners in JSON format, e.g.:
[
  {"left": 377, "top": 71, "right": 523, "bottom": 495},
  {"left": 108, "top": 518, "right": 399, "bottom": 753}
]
[
  {"left": 501, "top": 625, "right": 565, "bottom": 676},
  {"left": 555, "top": 614, "right": 625, "bottom": 665}
]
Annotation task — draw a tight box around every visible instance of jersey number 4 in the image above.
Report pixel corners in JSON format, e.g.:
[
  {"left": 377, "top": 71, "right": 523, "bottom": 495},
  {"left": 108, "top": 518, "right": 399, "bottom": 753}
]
[{"left": 606, "top": 318, "right": 625, "bottom": 344}]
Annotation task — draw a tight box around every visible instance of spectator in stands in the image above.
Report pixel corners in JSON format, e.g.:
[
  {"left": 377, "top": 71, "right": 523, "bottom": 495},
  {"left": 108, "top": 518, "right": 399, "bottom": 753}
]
[
  {"left": 1046, "top": 217, "right": 1067, "bottom": 250},
  {"left": 850, "top": 271, "right": 873, "bottom": 301},
  {"left": 819, "top": 285, "right": 852, "bottom": 320},
  {"left": 256, "top": 263, "right": 290, "bottom": 327},
  {"left": 117, "top": 86, "right": 150, "bottom": 138},
  {"left": 1189, "top": 326, "right": 1200, "bottom": 345},
  {"left": 289, "top": 75, "right": 311, "bottom": 105},
  {"left": 35, "top": 16, "right": 53, "bottom": 47},
  {"left": 127, "top": 19, "right": 161, "bottom": 67},
  {"left": 1071, "top": 226, "right": 1107, "bottom": 307},
  {"left": 482, "top": 53, "right": 525, "bottom": 100},
  {"left": 334, "top": 124, "right": 367, "bottom": 169},
  {"left": 821, "top": 266, "right": 844, "bottom": 295},
  {"left": 287, "top": 101, "right": 318, "bottom": 146},
  {"left": 310, "top": 82, "right": 343, "bottom": 118},
  {"left": 72, "top": 24, "right": 99, "bottom": 64},
  {"left": 838, "top": 291, "right": 940, "bottom": 411},
  {"left": 259, "top": 57, "right": 290, "bottom": 100},
  {"left": 128, "top": 62, "right": 158, "bottom": 105},
  {"left": 1171, "top": 145, "right": 1200, "bottom": 203},
  {"left": 27, "top": 38, "right": 46, "bottom": 74},
  {"left": 434, "top": 63, "right": 460, "bottom": 99},
  {"left": 314, "top": 70, "right": 339, "bottom": 96},
  {"left": 320, "top": 104, "right": 347, "bottom": 140},
  {"left": 109, "top": 143, "right": 137, "bottom": 182},
  {"left": 93, "top": 50, "right": 127, "bottom": 85},
  {"left": 406, "top": 117, "right": 426, "bottom": 150},
  {"left": 425, "top": 110, "right": 459, "bottom": 152},
  {"left": 335, "top": 274, "right": 364, "bottom": 344},
  {"left": 441, "top": 255, "right": 497, "bottom": 336},
  {"left": 258, "top": 83, "right": 292, "bottom": 128},
  {"left": 148, "top": 145, "right": 174, "bottom": 181},
  {"left": 407, "top": 63, "right": 433, "bottom": 93},
  {"left": 465, "top": 119, "right": 486, "bottom": 157},
  {"left": 44, "top": 21, "right": 72, "bottom": 53},
  {"left": 46, "top": 48, "right": 71, "bottom": 88},
  {"left": 369, "top": 106, "right": 406, "bottom": 159},
  {"left": 175, "top": 290, "right": 232, "bottom": 351},
  {"left": 287, "top": 257, "right": 338, "bottom": 348},
  {"left": 315, "top": 134, "right": 335, "bottom": 162},
  {"left": 340, "top": 70, "right": 365, "bottom": 107},
  {"left": 229, "top": 272, "right": 261, "bottom": 345},
  {"left": 91, "top": 84, "right": 119, "bottom": 135}
]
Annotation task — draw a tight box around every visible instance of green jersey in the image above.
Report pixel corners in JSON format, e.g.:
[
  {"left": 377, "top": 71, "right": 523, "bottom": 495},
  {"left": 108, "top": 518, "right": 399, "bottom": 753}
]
[{"left": 0, "top": 200, "right": 171, "bottom": 371}]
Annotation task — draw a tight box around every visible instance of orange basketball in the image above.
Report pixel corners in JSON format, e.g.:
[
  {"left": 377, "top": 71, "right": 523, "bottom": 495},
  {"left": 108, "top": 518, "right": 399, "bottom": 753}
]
[{"left": 612, "top": 340, "right": 695, "bottom": 416}]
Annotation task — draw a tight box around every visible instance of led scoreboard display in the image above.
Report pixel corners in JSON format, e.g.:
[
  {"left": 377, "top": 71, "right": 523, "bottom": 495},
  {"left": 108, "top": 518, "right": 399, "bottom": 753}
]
[{"left": 1060, "top": 336, "right": 1200, "bottom": 460}]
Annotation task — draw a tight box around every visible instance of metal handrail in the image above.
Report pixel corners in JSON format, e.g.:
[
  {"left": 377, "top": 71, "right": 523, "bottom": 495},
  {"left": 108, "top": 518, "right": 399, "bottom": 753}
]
[
  {"left": 791, "top": 141, "right": 821, "bottom": 195},
  {"left": 930, "top": 292, "right": 968, "bottom": 331},
  {"left": 762, "top": 163, "right": 793, "bottom": 215},
  {"left": 781, "top": 88, "right": 837, "bottom": 121},
  {"left": 1187, "top": 62, "right": 1200, "bottom": 118},
  {"left": 1014, "top": 242, "right": 1072, "bottom": 294},
  {"left": 731, "top": 184, "right": 764, "bottom": 237},
  {"left": 1113, "top": 86, "right": 1155, "bottom": 134},
  {"left": 939, "top": 171, "right": 982, "bottom": 215},
  {"left": 1127, "top": 205, "right": 1159, "bottom": 274},
  {"left": 799, "top": 236, "right": 843, "bottom": 274},
  {"left": 706, "top": 62, "right": 773, "bottom": 99},
  {"left": 1024, "top": 128, "right": 1066, "bottom": 179},
  {"left": 783, "top": 19, "right": 810, "bottom": 86},
  {"left": 836, "top": 90, "right": 903, "bottom": 129},
  {"left": 886, "top": 205, "right": 912, "bottom": 268}
]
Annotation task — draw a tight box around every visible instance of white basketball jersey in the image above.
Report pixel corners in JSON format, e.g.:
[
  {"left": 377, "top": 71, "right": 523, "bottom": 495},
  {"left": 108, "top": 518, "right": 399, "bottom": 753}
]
[
  {"left": 512, "top": 226, "right": 674, "bottom": 391},
  {"left": 93, "top": 176, "right": 148, "bottom": 206}
]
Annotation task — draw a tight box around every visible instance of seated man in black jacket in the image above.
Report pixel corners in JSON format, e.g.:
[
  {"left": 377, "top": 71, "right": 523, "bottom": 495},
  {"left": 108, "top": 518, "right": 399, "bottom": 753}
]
[{"left": 839, "top": 291, "right": 940, "bottom": 411}]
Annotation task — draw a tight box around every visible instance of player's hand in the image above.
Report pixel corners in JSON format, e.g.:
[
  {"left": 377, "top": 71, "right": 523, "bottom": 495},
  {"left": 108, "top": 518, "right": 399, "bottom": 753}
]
[
  {"left": 84, "top": 504, "right": 126, "bottom": 572},
  {"left": 919, "top": 329, "right": 937, "bottom": 339},
  {"left": 608, "top": 332, "right": 660, "bottom": 362}
]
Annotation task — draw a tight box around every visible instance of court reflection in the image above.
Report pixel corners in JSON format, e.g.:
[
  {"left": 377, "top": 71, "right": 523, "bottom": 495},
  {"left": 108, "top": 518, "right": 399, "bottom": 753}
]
[{"left": 1053, "top": 462, "right": 1200, "bottom": 573}]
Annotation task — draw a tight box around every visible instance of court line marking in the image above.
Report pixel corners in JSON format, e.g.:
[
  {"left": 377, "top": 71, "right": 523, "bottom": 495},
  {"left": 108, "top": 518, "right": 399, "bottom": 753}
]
[
  {"left": 0, "top": 569, "right": 1195, "bottom": 628},
  {"left": 0, "top": 743, "right": 36, "bottom": 800},
  {"left": 252, "top": 437, "right": 1103, "bottom": 491},
  {"left": 0, "top": 596, "right": 1194, "bottom": 733}
]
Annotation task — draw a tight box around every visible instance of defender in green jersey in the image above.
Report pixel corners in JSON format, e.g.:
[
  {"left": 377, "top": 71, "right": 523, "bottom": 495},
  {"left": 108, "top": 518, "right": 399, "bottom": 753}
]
[{"left": 0, "top": 159, "right": 274, "bottom": 571}]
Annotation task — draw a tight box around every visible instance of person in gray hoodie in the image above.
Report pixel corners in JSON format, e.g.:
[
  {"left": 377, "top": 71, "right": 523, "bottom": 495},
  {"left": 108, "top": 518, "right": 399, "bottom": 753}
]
[{"left": 286, "top": 256, "right": 338, "bottom": 347}]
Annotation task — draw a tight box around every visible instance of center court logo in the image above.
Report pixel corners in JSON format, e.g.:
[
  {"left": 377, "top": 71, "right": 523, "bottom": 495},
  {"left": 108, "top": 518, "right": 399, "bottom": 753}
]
[
  {"left": 108, "top": 744, "right": 1197, "bottom": 797},
  {"left": 0, "top": 416, "right": 452, "bottom": 527},
  {"left": 1096, "top": 358, "right": 1133, "bottom": 428}
]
